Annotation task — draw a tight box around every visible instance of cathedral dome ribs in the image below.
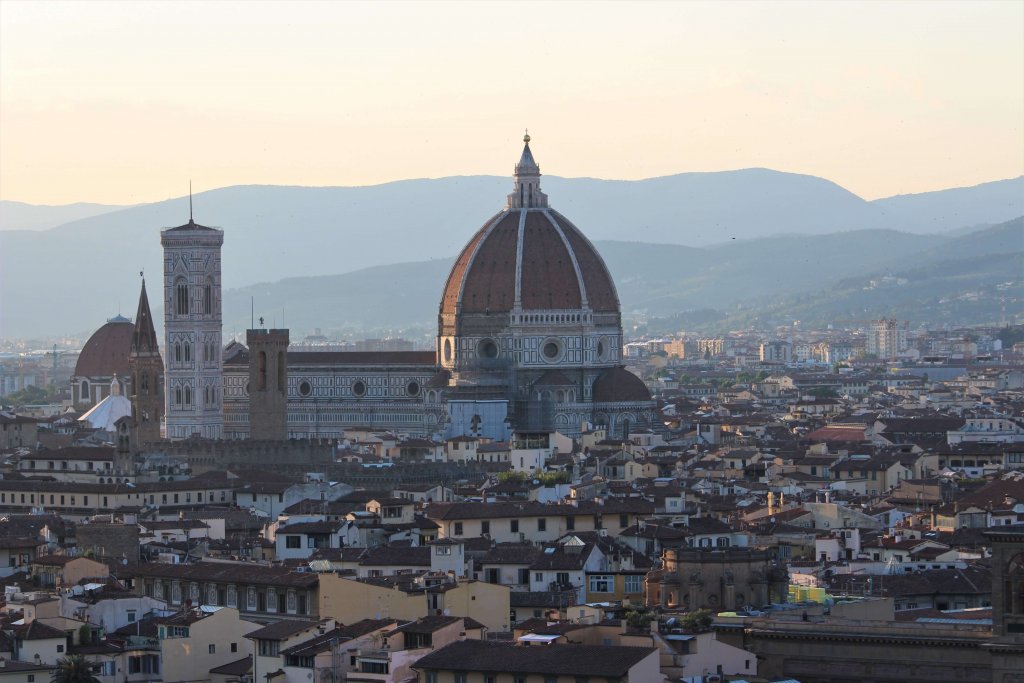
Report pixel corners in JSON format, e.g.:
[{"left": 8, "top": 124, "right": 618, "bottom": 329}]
[
  {"left": 439, "top": 136, "right": 620, "bottom": 329},
  {"left": 442, "top": 207, "right": 616, "bottom": 320}
]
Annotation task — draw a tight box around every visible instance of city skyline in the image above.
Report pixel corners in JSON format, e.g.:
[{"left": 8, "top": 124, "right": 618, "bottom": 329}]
[{"left": 1, "top": 0, "right": 1022, "bottom": 205}]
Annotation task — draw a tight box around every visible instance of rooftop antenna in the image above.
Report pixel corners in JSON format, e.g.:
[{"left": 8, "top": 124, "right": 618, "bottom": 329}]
[
  {"left": 189, "top": 181, "right": 193, "bottom": 222},
  {"left": 251, "top": 297, "right": 254, "bottom": 331}
]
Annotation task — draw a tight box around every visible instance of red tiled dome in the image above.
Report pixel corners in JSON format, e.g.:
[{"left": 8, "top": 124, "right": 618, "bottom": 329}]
[
  {"left": 440, "top": 208, "right": 619, "bottom": 317},
  {"left": 74, "top": 317, "right": 134, "bottom": 378},
  {"left": 592, "top": 367, "right": 651, "bottom": 403},
  {"left": 440, "top": 136, "right": 619, "bottom": 320}
]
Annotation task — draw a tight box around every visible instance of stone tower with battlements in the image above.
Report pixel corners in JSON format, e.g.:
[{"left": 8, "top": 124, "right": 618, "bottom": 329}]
[
  {"left": 161, "top": 215, "right": 225, "bottom": 439},
  {"left": 246, "top": 328, "right": 290, "bottom": 440}
]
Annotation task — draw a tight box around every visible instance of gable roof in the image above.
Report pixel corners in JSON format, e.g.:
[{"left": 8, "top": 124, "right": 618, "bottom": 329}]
[
  {"left": 246, "top": 619, "right": 320, "bottom": 641},
  {"left": 279, "top": 619, "right": 396, "bottom": 657},
  {"left": 14, "top": 621, "right": 67, "bottom": 640}
]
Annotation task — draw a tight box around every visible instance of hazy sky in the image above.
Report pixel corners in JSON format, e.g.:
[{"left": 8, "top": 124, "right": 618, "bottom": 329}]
[{"left": 1, "top": 0, "right": 1022, "bottom": 205}]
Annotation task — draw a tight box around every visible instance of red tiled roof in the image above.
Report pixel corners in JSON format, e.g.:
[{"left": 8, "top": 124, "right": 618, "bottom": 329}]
[
  {"left": 290, "top": 351, "right": 436, "bottom": 366},
  {"left": 519, "top": 211, "right": 582, "bottom": 310},
  {"left": 551, "top": 211, "right": 618, "bottom": 312},
  {"left": 806, "top": 425, "right": 868, "bottom": 442},
  {"left": 414, "top": 640, "right": 657, "bottom": 676},
  {"left": 440, "top": 208, "right": 619, "bottom": 317}
]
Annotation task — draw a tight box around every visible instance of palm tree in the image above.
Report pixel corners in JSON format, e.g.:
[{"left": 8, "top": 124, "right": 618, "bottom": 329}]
[{"left": 51, "top": 655, "right": 100, "bottom": 683}]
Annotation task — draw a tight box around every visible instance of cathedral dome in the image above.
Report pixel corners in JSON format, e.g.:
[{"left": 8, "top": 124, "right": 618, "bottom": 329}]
[
  {"left": 74, "top": 316, "right": 134, "bottom": 378},
  {"left": 439, "top": 136, "right": 619, "bottom": 319}
]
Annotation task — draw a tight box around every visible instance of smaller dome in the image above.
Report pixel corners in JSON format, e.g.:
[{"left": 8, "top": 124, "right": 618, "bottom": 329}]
[
  {"left": 75, "top": 319, "right": 134, "bottom": 378},
  {"left": 592, "top": 367, "right": 651, "bottom": 403}
]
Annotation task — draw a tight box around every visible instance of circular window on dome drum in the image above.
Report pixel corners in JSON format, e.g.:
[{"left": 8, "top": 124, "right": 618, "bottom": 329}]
[
  {"left": 443, "top": 339, "right": 452, "bottom": 363},
  {"left": 352, "top": 380, "right": 367, "bottom": 397},
  {"left": 542, "top": 339, "right": 562, "bottom": 362},
  {"left": 407, "top": 380, "right": 420, "bottom": 396},
  {"left": 298, "top": 380, "right": 312, "bottom": 397},
  {"left": 479, "top": 339, "right": 499, "bottom": 359}
]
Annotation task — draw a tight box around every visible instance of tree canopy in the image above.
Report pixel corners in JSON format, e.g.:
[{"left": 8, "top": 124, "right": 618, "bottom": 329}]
[{"left": 52, "top": 655, "right": 100, "bottom": 683}]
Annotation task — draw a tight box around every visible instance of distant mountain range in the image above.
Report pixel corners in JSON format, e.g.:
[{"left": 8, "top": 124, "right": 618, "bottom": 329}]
[
  {"left": 661, "top": 218, "right": 1024, "bottom": 333},
  {"left": 212, "top": 219, "right": 1021, "bottom": 341},
  {"left": 0, "top": 200, "right": 131, "bottom": 232},
  {"left": 1, "top": 170, "right": 1021, "bottom": 338}
]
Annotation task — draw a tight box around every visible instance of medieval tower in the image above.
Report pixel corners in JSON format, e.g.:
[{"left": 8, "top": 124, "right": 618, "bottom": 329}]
[
  {"left": 161, "top": 214, "right": 225, "bottom": 439},
  {"left": 128, "top": 277, "right": 164, "bottom": 446},
  {"left": 246, "top": 328, "right": 289, "bottom": 440}
]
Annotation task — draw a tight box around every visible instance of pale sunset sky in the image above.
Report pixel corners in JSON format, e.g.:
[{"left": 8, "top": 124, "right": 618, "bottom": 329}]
[{"left": 0, "top": 0, "right": 1021, "bottom": 205}]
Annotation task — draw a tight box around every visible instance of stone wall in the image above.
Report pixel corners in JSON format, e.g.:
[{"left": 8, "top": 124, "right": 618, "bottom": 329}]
[{"left": 147, "top": 438, "right": 334, "bottom": 474}]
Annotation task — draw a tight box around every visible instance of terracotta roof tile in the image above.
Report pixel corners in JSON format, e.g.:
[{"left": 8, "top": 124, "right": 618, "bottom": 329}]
[{"left": 413, "top": 640, "right": 656, "bottom": 676}]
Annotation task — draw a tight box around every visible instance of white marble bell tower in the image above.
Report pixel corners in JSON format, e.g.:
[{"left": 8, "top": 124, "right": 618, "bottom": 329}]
[{"left": 161, "top": 204, "right": 225, "bottom": 440}]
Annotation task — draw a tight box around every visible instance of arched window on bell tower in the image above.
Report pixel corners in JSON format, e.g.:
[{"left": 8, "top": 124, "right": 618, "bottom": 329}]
[
  {"left": 203, "top": 276, "right": 213, "bottom": 315},
  {"left": 175, "top": 278, "right": 189, "bottom": 316},
  {"left": 258, "top": 351, "right": 267, "bottom": 390}
]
